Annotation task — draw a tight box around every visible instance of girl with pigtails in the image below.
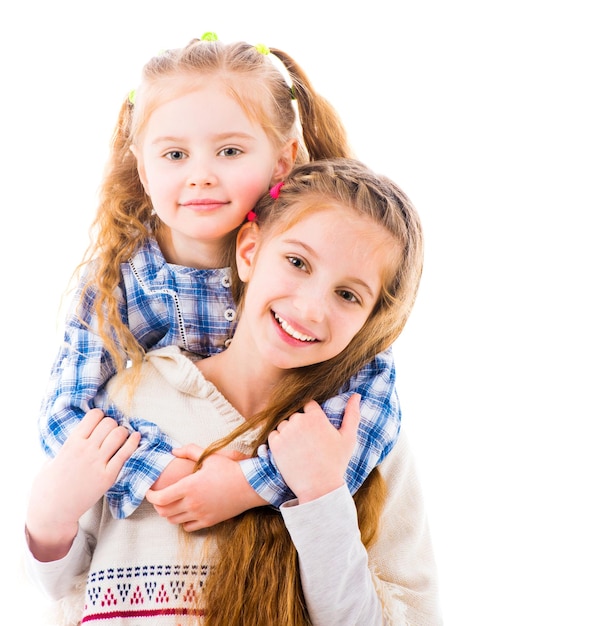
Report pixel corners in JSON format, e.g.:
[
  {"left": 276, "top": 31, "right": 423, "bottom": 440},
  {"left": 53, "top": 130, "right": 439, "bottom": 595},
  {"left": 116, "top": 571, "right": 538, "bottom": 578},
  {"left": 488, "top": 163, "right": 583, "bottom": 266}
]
[
  {"left": 36, "top": 33, "right": 406, "bottom": 531},
  {"left": 26, "top": 158, "right": 442, "bottom": 625}
]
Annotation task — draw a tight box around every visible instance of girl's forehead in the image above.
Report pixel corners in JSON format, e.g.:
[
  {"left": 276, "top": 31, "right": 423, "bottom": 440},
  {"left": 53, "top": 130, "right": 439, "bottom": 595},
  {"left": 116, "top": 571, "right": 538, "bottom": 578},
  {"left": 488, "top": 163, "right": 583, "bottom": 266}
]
[
  {"left": 136, "top": 74, "right": 269, "bottom": 138},
  {"left": 147, "top": 75, "right": 231, "bottom": 113},
  {"left": 267, "top": 200, "right": 352, "bottom": 232}
]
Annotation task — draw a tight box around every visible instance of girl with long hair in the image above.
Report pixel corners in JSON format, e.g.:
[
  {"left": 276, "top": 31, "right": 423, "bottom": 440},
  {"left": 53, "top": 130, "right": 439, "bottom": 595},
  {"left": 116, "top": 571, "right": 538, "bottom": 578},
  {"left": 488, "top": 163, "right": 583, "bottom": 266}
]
[{"left": 26, "top": 159, "right": 441, "bottom": 625}]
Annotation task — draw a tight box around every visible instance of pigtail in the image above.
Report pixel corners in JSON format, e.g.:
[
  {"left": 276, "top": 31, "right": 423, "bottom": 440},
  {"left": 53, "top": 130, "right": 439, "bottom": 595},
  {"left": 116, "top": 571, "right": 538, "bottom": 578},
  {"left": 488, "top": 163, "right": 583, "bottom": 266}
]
[{"left": 270, "top": 48, "right": 354, "bottom": 161}]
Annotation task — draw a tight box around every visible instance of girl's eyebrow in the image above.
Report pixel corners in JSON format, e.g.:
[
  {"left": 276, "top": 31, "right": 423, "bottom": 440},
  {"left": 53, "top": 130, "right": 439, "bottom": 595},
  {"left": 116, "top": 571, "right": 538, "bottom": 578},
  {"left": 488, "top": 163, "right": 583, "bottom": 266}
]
[
  {"left": 212, "top": 131, "right": 256, "bottom": 142},
  {"left": 284, "top": 238, "right": 376, "bottom": 299},
  {"left": 151, "top": 131, "right": 257, "bottom": 145}
]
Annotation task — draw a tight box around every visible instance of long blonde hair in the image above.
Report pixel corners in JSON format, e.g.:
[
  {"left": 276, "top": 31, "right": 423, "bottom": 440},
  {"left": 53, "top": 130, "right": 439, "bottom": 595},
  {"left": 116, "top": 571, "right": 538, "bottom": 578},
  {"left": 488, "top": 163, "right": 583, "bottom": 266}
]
[
  {"left": 194, "top": 158, "right": 424, "bottom": 625},
  {"left": 75, "top": 37, "right": 353, "bottom": 375}
]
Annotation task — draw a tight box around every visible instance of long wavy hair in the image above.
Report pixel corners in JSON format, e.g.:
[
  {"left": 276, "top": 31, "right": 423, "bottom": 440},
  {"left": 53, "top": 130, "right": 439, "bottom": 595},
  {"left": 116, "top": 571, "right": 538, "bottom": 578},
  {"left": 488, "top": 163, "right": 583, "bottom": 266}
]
[
  {"left": 74, "top": 36, "right": 353, "bottom": 376},
  {"left": 189, "top": 158, "right": 424, "bottom": 625}
]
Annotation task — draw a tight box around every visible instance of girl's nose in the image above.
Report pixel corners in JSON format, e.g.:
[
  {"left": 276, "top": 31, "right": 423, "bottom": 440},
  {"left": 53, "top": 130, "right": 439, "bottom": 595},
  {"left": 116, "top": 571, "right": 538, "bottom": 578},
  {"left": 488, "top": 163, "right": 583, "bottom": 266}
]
[
  {"left": 187, "top": 159, "right": 218, "bottom": 187},
  {"left": 293, "top": 287, "right": 326, "bottom": 324}
]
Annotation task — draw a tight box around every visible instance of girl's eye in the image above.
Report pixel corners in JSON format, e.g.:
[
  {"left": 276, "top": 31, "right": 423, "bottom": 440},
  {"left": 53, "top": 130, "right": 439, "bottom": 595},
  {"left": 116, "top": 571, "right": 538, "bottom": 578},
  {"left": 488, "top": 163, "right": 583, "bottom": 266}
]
[
  {"left": 286, "top": 256, "right": 307, "bottom": 271},
  {"left": 218, "top": 147, "right": 243, "bottom": 157},
  {"left": 337, "top": 290, "right": 360, "bottom": 304},
  {"left": 165, "top": 150, "right": 186, "bottom": 161}
]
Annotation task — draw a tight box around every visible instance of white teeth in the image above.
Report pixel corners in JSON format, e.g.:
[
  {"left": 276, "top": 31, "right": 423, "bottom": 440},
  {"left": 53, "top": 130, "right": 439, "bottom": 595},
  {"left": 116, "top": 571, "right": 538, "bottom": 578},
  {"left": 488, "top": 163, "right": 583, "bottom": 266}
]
[{"left": 274, "top": 313, "right": 316, "bottom": 342}]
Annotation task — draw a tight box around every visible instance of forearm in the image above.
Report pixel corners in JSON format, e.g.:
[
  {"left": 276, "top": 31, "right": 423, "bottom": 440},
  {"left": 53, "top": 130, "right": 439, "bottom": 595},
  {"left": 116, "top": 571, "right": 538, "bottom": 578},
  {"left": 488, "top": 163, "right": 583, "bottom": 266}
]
[
  {"left": 149, "top": 447, "right": 269, "bottom": 530},
  {"left": 281, "top": 485, "right": 383, "bottom": 626}
]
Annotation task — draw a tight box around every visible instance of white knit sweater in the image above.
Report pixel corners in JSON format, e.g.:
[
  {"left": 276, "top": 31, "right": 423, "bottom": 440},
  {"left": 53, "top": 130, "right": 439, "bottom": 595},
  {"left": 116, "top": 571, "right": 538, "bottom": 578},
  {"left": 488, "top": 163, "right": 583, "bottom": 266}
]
[{"left": 25, "top": 346, "right": 442, "bottom": 625}]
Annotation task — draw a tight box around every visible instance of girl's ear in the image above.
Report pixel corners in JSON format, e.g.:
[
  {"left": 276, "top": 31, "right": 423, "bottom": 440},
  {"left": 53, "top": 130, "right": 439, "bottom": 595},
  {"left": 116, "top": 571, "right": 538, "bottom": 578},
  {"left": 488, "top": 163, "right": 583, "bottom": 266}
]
[
  {"left": 129, "top": 145, "right": 149, "bottom": 194},
  {"left": 235, "top": 222, "right": 259, "bottom": 283},
  {"left": 271, "top": 139, "right": 298, "bottom": 184}
]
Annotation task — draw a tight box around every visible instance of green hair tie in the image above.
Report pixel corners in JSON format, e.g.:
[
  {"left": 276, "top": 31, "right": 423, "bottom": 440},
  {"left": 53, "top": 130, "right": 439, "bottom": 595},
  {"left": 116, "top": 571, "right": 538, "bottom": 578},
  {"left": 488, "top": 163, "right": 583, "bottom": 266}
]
[
  {"left": 201, "top": 32, "right": 218, "bottom": 41},
  {"left": 254, "top": 43, "right": 270, "bottom": 55},
  {"left": 128, "top": 89, "right": 136, "bottom": 105}
]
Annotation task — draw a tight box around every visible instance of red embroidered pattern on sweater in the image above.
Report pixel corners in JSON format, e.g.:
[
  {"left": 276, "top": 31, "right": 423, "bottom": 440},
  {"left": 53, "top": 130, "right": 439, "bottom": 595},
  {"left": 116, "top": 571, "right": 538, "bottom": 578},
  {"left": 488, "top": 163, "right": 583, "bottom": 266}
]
[{"left": 82, "top": 563, "right": 208, "bottom": 621}]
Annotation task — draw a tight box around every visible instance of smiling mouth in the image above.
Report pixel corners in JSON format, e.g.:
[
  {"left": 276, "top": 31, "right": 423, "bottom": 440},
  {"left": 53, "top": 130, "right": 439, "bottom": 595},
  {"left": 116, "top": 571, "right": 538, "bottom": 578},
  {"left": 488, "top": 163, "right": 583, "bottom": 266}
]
[
  {"left": 273, "top": 312, "right": 317, "bottom": 343},
  {"left": 181, "top": 199, "right": 227, "bottom": 209}
]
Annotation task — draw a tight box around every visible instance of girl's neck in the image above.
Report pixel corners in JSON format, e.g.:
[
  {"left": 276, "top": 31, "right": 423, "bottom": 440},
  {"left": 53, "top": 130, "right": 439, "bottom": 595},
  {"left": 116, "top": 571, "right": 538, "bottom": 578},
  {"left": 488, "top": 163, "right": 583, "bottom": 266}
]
[
  {"left": 157, "top": 228, "right": 228, "bottom": 269},
  {"left": 197, "top": 336, "right": 282, "bottom": 420}
]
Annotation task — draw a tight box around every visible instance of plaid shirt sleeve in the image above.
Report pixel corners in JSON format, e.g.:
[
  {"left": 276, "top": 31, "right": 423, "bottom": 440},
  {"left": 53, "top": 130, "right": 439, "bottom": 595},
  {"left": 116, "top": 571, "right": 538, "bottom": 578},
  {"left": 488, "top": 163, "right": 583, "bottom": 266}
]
[
  {"left": 39, "top": 239, "right": 237, "bottom": 519},
  {"left": 38, "top": 273, "right": 177, "bottom": 520},
  {"left": 240, "top": 347, "right": 401, "bottom": 507}
]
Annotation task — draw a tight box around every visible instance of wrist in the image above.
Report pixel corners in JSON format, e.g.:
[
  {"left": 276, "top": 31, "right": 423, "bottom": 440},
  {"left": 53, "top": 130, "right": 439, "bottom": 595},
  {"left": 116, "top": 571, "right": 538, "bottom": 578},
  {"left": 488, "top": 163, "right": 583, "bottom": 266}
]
[
  {"left": 295, "top": 478, "right": 345, "bottom": 505},
  {"left": 153, "top": 456, "right": 195, "bottom": 490},
  {"left": 25, "top": 520, "right": 79, "bottom": 562}
]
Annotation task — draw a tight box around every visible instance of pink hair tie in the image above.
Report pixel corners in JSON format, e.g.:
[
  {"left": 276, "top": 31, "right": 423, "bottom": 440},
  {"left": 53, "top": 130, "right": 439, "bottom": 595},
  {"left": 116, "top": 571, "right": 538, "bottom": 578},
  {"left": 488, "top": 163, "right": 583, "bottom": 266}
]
[
  {"left": 270, "top": 181, "right": 285, "bottom": 199},
  {"left": 246, "top": 211, "right": 257, "bottom": 222}
]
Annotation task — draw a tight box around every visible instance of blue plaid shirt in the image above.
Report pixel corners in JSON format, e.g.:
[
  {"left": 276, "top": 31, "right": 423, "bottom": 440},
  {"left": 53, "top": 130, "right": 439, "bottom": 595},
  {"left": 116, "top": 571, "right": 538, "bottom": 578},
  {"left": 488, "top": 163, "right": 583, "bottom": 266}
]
[{"left": 39, "top": 237, "right": 401, "bottom": 518}]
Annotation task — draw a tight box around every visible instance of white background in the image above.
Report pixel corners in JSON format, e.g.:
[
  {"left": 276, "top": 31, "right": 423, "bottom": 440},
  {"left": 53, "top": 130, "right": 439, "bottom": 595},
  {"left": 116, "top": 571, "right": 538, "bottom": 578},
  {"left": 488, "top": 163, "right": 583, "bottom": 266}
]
[{"left": 3, "top": 1, "right": 603, "bottom": 624}]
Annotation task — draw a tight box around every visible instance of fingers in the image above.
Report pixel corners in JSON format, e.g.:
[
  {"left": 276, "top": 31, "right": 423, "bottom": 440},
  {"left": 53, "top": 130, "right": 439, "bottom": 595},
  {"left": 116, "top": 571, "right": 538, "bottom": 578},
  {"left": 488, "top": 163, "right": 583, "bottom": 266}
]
[
  {"left": 146, "top": 482, "right": 183, "bottom": 506},
  {"left": 165, "top": 511, "right": 193, "bottom": 526},
  {"left": 72, "top": 409, "right": 140, "bottom": 472},
  {"left": 105, "top": 431, "right": 141, "bottom": 475},
  {"left": 182, "top": 519, "right": 204, "bottom": 532},
  {"left": 302, "top": 399, "right": 321, "bottom": 413},
  {"left": 98, "top": 421, "right": 129, "bottom": 451},
  {"left": 339, "top": 393, "right": 361, "bottom": 443},
  {"left": 74, "top": 408, "right": 107, "bottom": 438},
  {"left": 146, "top": 493, "right": 193, "bottom": 525},
  {"left": 276, "top": 419, "right": 289, "bottom": 432},
  {"left": 272, "top": 394, "right": 361, "bottom": 447},
  {"left": 82, "top": 414, "right": 124, "bottom": 447}
]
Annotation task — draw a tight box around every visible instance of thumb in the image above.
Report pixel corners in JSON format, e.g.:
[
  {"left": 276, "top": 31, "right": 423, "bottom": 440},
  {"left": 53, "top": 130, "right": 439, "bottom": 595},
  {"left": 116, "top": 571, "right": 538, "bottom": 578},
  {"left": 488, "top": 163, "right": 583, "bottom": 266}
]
[
  {"left": 339, "top": 393, "right": 361, "bottom": 446},
  {"left": 171, "top": 443, "right": 204, "bottom": 462}
]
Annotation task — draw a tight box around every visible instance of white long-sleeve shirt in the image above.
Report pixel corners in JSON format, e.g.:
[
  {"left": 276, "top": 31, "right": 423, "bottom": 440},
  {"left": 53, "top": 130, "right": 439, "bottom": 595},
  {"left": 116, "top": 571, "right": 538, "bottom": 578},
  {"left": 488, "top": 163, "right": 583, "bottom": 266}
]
[{"left": 26, "top": 346, "right": 442, "bottom": 625}]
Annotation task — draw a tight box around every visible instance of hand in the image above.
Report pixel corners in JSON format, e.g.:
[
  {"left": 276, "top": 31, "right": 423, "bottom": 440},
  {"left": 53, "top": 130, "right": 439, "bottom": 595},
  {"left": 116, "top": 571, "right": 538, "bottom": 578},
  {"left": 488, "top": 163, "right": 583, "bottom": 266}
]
[
  {"left": 146, "top": 444, "right": 267, "bottom": 531},
  {"left": 152, "top": 456, "right": 197, "bottom": 491},
  {"left": 268, "top": 394, "right": 361, "bottom": 504},
  {"left": 26, "top": 409, "right": 140, "bottom": 561}
]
